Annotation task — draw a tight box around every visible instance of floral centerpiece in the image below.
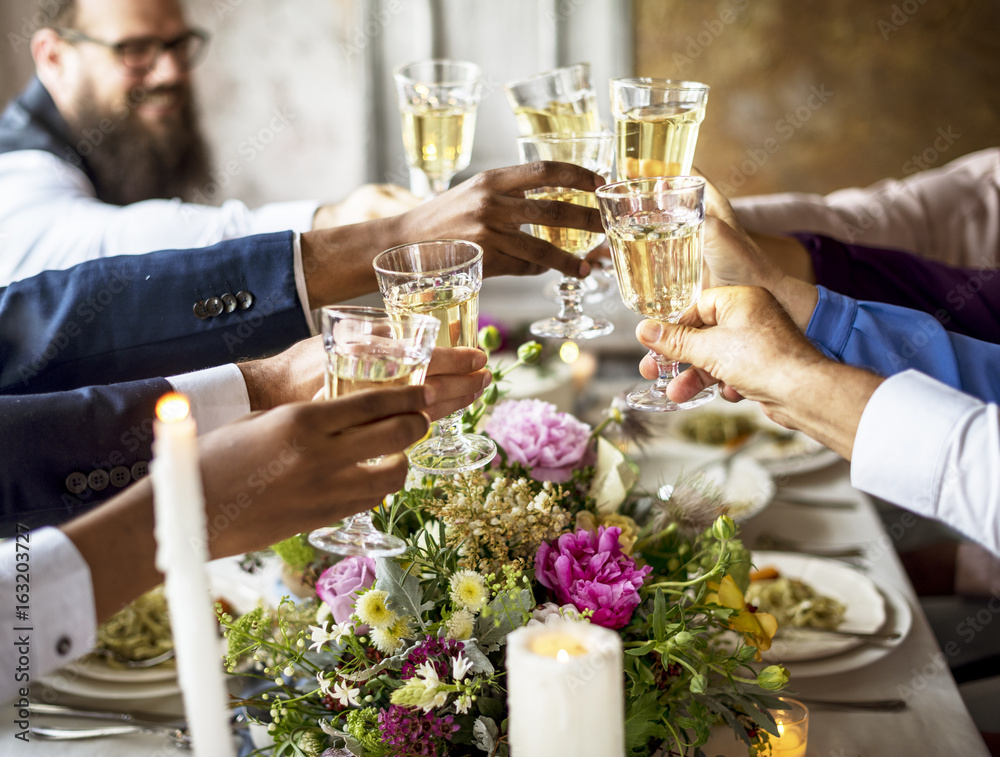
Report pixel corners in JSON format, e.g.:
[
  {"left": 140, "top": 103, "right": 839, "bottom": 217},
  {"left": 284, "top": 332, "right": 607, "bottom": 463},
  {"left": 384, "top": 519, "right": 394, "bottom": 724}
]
[{"left": 221, "top": 337, "right": 790, "bottom": 757}]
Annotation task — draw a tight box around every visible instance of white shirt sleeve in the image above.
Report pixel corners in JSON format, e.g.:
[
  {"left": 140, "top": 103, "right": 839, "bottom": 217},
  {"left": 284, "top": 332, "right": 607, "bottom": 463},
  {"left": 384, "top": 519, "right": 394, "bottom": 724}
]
[
  {"left": 0, "top": 150, "right": 320, "bottom": 285},
  {"left": 1, "top": 527, "right": 97, "bottom": 703},
  {"left": 166, "top": 364, "right": 251, "bottom": 435},
  {"left": 852, "top": 369, "right": 1000, "bottom": 555}
]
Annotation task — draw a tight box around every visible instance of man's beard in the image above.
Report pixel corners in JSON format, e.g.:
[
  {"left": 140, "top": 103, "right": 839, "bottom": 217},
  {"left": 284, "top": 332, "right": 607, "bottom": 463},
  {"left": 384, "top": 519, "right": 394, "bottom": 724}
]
[{"left": 69, "top": 82, "right": 212, "bottom": 206}]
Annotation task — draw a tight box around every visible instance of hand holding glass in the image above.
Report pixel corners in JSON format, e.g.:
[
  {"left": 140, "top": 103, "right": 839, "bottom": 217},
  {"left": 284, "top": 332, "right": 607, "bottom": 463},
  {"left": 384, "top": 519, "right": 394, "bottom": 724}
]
[
  {"left": 394, "top": 60, "right": 482, "bottom": 198},
  {"left": 308, "top": 306, "right": 439, "bottom": 557},
  {"left": 518, "top": 132, "right": 614, "bottom": 340},
  {"left": 373, "top": 240, "right": 497, "bottom": 474},
  {"left": 596, "top": 176, "right": 716, "bottom": 412}
]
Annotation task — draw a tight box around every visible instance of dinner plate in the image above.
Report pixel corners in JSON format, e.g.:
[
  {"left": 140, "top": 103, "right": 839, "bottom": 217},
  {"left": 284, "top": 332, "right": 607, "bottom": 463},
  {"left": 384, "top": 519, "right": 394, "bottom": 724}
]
[
  {"left": 63, "top": 655, "right": 177, "bottom": 684},
  {"left": 647, "top": 398, "right": 841, "bottom": 477},
  {"left": 38, "top": 668, "right": 181, "bottom": 701},
  {"left": 750, "top": 551, "right": 886, "bottom": 663}
]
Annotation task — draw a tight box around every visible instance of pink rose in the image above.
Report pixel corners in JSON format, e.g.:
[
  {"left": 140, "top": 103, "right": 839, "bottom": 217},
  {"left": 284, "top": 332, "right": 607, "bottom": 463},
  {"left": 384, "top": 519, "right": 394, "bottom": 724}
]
[
  {"left": 315, "top": 556, "right": 376, "bottom": 625},
  {"left": 484, "top": 399, "right": 593, "bottom": 482}
]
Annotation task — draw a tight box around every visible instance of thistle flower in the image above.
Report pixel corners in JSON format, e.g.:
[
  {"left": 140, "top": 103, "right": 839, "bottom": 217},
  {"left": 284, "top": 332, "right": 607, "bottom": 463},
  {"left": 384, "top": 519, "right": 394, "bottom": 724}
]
[
  {"left": 650, "top": 471, "right": 728, "bottom": 537},
  {"left": 354, "top": 589, "right": 396, "bottom": 630},
  {"left": 449, "top": 570, "right": 489, "bottom": 613},
  {"left": 444, "top": 609, "right": 475, "bottom": 641},
  {"left": 370, "top": 614, "right": 412, "bottom": 655}
]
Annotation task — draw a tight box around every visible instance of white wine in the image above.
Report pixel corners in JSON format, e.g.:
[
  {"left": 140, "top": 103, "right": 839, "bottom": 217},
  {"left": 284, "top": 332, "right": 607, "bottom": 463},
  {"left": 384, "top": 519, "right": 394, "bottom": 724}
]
[
  {"left": 325, "top": 342, "right": 430, "bottom": 399},
  {"left": 615, "top": 104, "right": 705, "bottom": 180},
  {"left": 384, "top": 284, "right": 479, "bottom": 350},
  {"left": 605, "top": 212, "right": 704, "bottom": 321},
  {"left": 525, "top": 188, "right": 602, "bottom": 257},
  {"left": 513, "top": 94, "right": 601, "bottom": 136},
  {"left": 401, "top": 104, "right": 475, "bottom": 182}
]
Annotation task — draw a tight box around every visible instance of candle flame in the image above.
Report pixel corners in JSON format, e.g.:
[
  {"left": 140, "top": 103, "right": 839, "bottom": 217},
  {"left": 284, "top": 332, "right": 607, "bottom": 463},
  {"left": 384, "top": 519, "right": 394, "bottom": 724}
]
[
  {"left": 556, "top": 649, "right": 569, "bottom": 663},
  {"left": 559, "top": 340, "right": 580, "bottom": 363},
  {"left": 156, "top": 392, "right": 191, "bottom": 423}
]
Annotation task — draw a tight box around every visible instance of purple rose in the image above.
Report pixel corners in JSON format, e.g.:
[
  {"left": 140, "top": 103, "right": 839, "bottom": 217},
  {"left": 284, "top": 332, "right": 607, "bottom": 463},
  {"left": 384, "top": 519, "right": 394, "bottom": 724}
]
[
  {"left": 315, "top": 556, "right": 376, "bottom": 625},
  {"left": 484, "top": 399, "right": 593, "bottom": 482},
  {"left": 534, "top": 527, "right": 652, "bottom": 630}
]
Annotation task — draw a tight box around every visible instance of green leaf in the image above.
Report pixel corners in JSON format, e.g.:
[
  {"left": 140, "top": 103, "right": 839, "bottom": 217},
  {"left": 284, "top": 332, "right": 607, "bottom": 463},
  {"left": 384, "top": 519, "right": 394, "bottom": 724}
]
[
  {"left": 653, "top": 589, "right": 667, "bottom": 641},
  {"left": 375, "top": 558, "right": 433, "bottom": 625},
  {"left": 625, "top": 641, "right": 657, "bottom": 656},
  {"left": 475, "top": 588, "right": 533, "bottom": 650},
  {"left": 461, "top": 639, "right": 495, "bottom": 676},
  {"left": 476, "top": 696, "right": 505, "bottom": 722},
  {"left": 624, "top": 690, "right": 668, "bottom": 751},
  {"left": 473, "top": 716, "right": 499, "bottom": 753}
]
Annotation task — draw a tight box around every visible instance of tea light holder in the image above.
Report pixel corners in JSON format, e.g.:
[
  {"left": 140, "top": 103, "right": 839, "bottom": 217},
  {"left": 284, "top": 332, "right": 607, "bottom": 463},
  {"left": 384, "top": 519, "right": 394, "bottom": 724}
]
[{"left": 766, "top": 697, "right": 809, "bottom": 757}]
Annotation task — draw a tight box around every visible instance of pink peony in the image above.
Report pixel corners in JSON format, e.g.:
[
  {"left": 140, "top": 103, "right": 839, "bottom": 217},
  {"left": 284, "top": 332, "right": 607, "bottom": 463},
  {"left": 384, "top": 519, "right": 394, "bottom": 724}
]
[
  {"left": 484, "top": 399, "right": 593, "bottom": 482},
  {"left": 315, "top": 556, "right": 376, "bottom": 625},
  {"left": 534, "top": 527, "right": 652, "bottom": 630}
]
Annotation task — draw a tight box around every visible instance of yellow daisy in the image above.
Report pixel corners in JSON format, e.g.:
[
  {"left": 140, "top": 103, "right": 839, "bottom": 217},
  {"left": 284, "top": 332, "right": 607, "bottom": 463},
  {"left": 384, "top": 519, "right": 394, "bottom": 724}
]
[
  {"left": 355, "top": 589, "right": 396, "bottom": 630},
  {"left": 449, "top": 570, "right": 489, "bottom": 614}
]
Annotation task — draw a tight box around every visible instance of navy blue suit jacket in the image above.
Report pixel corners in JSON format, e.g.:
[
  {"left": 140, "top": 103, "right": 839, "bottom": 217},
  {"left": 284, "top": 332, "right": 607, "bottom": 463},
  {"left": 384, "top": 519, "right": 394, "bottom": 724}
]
[{"left": 0, "top": 231, "right": 310, "bottom": 394}]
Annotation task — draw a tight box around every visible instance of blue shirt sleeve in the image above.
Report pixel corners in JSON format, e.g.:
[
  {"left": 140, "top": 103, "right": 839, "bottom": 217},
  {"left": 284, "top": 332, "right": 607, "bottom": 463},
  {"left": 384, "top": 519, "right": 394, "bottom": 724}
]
[{"left": 805, "top": 286, "right": 1000, "bottom": 403}]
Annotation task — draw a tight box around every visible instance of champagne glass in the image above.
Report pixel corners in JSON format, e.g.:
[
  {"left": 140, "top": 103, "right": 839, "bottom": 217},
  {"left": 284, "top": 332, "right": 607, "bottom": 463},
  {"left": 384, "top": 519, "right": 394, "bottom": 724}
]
[
  {"left": 517, "top": 132, "right": 614, "bottom": 340},
  {"left": 393, "top": 60, "right": 482, "bottom": 198},
  {"left": 308, "top": 306, "right": 439, "bottom": 556},
  {"left": 503, "top": 63, "right": 614, "bottom": 305},
  {"left": 596, "top": 176, "right": 717, "bottom": 412},
  {"left": 610, "top": 79, "right": 709, "bottom": 180},
  {"left": 373, "top": 240, "right": 497, "bottom": 474}
]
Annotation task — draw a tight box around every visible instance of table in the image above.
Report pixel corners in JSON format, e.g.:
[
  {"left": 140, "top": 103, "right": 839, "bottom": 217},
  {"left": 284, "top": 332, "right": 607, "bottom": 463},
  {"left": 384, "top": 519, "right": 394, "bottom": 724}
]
[{"left": 3, "top": 441, "right": 989, "bottom": 755}]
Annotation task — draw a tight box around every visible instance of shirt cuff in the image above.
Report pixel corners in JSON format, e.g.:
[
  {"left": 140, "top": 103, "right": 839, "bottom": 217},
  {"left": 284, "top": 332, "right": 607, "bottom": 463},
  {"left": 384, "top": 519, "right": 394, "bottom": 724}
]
[
  {"left": 804, "top": 286, "right": 857, "bottom": 360},
  {"left": 166, "top": 364, "right": 250, "bottom": 434},
  {"left": 851, "top": 370, "right": 984, "bottom": 514},
  {"left": 248, "top": 199, "right": 321, "bottom": 236},
  {"left": 292, "top": 232, "right": 319, "bottom": 335}
]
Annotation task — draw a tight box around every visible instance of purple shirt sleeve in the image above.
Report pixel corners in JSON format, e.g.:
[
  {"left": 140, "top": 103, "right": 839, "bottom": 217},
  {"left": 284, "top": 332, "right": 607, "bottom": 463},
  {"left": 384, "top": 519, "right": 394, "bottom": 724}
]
[{"left": 793, "top": 232, "right": 1000, "bottom": 341}]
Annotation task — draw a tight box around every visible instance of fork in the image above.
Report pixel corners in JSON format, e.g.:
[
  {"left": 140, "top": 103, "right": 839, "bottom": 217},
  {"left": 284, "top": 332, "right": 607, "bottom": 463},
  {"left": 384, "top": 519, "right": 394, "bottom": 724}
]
[{"left": 30, "top": 724, "right": 191, "bottom": 747}]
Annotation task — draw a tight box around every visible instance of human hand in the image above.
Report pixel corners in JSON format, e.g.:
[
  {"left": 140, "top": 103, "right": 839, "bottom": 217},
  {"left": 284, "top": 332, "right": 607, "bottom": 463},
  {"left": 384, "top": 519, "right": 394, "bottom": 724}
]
[
  {"left": 425, "top": 347, "right": 491, "bottom": 421},
  {"left": 313, "top": 184, "right": 423, "bottom": 228},
  {"left": 238, "top": 335, "right": 324, "bottom": 411},
  {"left": 393, "top": 162, "right": 606, "bottom": 279}
]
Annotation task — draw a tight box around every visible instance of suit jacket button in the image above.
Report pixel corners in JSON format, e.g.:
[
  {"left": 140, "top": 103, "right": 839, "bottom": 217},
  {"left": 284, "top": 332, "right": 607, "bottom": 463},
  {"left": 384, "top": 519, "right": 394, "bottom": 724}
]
[
  {"left": 193, "top": 300, "right": 209, "bottom": 319},
  {"left": 110, "top": 465, "right": 132, "bottom": 488},
  {"left": 236, "top": 290, "right": 254, "bottom": 309},
  {"left": 65, "top": 472, "right": 88, "bottom": 494},
  {"left": 221, "top": 293, "right": 238, "bottom": 313},
  {"left": 131, "top": 461, "right": 149, "bottom": 480},
  {"left": 205, "top": 296, "right": 224, "bottom": 317},
  {"left": 88, "top": 469, "right": 110, "bottom": 492}
]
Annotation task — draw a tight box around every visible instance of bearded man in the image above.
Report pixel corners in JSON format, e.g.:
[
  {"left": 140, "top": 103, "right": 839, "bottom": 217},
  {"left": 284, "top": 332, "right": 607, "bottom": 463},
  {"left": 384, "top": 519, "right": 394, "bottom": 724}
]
[{"left": 0, "top": 0, "right": 419, "bottom": 284}]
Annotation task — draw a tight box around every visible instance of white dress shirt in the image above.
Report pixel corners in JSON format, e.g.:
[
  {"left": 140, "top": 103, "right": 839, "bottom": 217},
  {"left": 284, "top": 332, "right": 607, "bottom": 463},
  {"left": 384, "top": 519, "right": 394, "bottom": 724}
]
[
  {"left": 0, "top": 527, "right": 96, "bottom": 703},
  {"left": 0, "top": 149, "right": 320, "bottom": 286},
  {"left": 852, "top": 370, "right": 1000, "bottom": 555},
  {"left": 731, "top": 147, "right": 1000, "bottom": 268}
]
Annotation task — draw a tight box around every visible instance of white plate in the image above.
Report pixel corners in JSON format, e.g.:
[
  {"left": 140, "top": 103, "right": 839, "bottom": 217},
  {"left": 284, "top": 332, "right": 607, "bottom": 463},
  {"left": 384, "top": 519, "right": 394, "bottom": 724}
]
[
  {"left": 64, "top": 655, "right": 177, "bottom": 684},
  {"left": 647, "top": 397, "right": 841, "bottom": 477},
  {"left": 751, "top": 551, "right": 886, "bottom": 663},
  {"left": 39, "top": 669, "right": 181, "bottom": 701}
]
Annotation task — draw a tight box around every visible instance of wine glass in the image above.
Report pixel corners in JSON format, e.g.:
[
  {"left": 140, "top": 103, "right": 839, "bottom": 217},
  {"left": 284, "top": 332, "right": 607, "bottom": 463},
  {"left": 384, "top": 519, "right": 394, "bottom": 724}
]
[
  {"left": 393, "top": 60, "right": 483, "bottom": 198},
  {"left": 373, "top": 240, "right": 497, "bottom": 474},
  {"left": 308, "top": 306, "right": 439, "bottom": 556},
  {"left": 610, "top": 79, "right": 709, "bottom": 180},
  {"left": 595, "top": 176, "right": 717, "bottom": 412},
  {"left": 504, "top": 63, "right": 614, "bottom": 305},
  {"left": 517, "top": 132, "right": 614, "bottom": 340}
]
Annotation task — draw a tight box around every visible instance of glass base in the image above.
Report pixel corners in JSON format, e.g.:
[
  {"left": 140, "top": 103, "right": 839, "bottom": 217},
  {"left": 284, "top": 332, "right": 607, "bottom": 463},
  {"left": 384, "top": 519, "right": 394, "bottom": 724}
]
[
  {"left": 308, "top": 526, "right": 407, "bottom": 557},
  {"left": 626, "top": 383, "right": 718, "bottom": 413},
  {"left": 407, "top": 433, "right": 497, "bottom": 475},
  {"left": 530, "top": 314, "right": 614, "bottom": 340}
]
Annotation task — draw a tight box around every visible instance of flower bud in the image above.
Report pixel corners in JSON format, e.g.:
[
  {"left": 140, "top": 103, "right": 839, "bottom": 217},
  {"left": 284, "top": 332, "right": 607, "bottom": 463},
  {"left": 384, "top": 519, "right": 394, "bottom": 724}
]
[
  {"left": 756, "top": 665, "right": 789, "bottom": 690},
  {"left": 689, "top": 674, "right": 707, "bottom": 694},
  {"left": 517, "top": 341, "right": 543, "bottom": 365},
  {"left": 478, "top": 325, "right": 502, "bottom": 353},
  {"left": 481, "top": 383, "right": 500, "bottom": 406},
  {"left": 670, "top": 631, "right": 695, "bottom": 649},
  {"left": 712, "top": 515, "right": 737, "bottom": 541}
]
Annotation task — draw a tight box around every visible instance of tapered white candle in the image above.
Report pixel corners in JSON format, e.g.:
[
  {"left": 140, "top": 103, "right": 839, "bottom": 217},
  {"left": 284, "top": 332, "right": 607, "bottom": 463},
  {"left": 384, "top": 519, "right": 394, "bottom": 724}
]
[
  {"left": 152, "top": 393, "right": 235, "bottom": 757},
  {"left": 506, "top": 619, "right": 625, "bottom": 757}
]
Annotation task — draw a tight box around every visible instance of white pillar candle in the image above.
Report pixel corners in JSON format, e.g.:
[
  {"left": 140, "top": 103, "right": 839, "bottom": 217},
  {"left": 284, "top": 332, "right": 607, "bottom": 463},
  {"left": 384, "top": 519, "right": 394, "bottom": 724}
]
[
  {"left": 152, "top": 393, "right": 235, "bottom": 757},
  {"left": 506, "top": 618, "right": 625, "bottom": 757}
]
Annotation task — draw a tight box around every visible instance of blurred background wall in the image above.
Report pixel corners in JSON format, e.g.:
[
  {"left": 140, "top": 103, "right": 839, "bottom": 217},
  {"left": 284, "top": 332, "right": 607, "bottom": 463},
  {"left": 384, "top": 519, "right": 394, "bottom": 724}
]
[{"left": 2, "top": 0, "right": 998, "bottom": 206}]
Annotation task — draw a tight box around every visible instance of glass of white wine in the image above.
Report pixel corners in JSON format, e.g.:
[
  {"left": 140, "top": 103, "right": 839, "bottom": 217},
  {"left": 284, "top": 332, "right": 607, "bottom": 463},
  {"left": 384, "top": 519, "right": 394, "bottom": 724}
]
[
  {"left": 308, "top": 306, "right": 439, "bottom": 557},
  {"left": 610, "top": 79, "right": 709, "bottom": 180},
  {"left": 393, "top": 60, "right": 482, "bottom": 198},
  {"left": 373, "top": 240, "right": 497, "bottom": 475},
  {"left": 517, "top": 132, "right": 614, "bottom": 340},
  {"left": 596, "top": 176, "right": 717, "bottom": 412}
]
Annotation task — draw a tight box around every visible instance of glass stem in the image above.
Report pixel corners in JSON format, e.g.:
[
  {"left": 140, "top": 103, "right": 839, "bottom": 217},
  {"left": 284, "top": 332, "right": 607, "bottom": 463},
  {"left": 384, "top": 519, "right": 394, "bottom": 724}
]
[
  {"left": 433, "top": 410, "right": 465, "bottom": 453},
  {"left": 556, "top": 275, "right": 586, "bottom": 322},
  {"left": 428, "top": 175, "right": 452, "bottom": 197},
  {"left": 339, "top": 512, "right": 376, "bottom": 536},
  {"left": 651, "top": 349, "right": 679, "bottom": 395}
]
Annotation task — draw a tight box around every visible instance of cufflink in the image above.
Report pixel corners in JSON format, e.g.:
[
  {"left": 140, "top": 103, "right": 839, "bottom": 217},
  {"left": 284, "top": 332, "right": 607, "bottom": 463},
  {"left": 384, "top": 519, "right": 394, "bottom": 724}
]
[
  {"left": 131, "top": 461, "right": 149, "bottom": 480},
  {"left": 110, "top": 465, "right": 132, "bottom": 488},
  {"left": 55, "top": 636, "right": 72, "bottom": 656},
  {"left": 87, "top": 469, "right": 110, "bottom": 492},
  {"left": 65, "top": 472, "right": 88, "bottom": 494}
]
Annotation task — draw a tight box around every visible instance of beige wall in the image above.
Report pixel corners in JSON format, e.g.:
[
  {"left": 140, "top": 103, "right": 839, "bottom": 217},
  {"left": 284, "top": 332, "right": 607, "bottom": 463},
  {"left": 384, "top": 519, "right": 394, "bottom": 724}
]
[{"left": 634, "top": 0, "right": 1000, "bottom": 196}]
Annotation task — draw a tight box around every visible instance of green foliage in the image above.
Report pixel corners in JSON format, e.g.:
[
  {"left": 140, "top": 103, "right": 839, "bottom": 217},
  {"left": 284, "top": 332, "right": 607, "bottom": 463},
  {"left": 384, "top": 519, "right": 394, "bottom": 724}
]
[{"left": 270, "top": 534, "right": 316, "bottom": 571}]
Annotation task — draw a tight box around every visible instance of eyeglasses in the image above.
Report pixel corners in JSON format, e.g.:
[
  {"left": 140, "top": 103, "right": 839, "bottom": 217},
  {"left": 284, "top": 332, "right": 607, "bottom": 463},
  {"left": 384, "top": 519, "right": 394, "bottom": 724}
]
[{"left": 55, "top": 27, "right": 210, "bottom": 73}]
